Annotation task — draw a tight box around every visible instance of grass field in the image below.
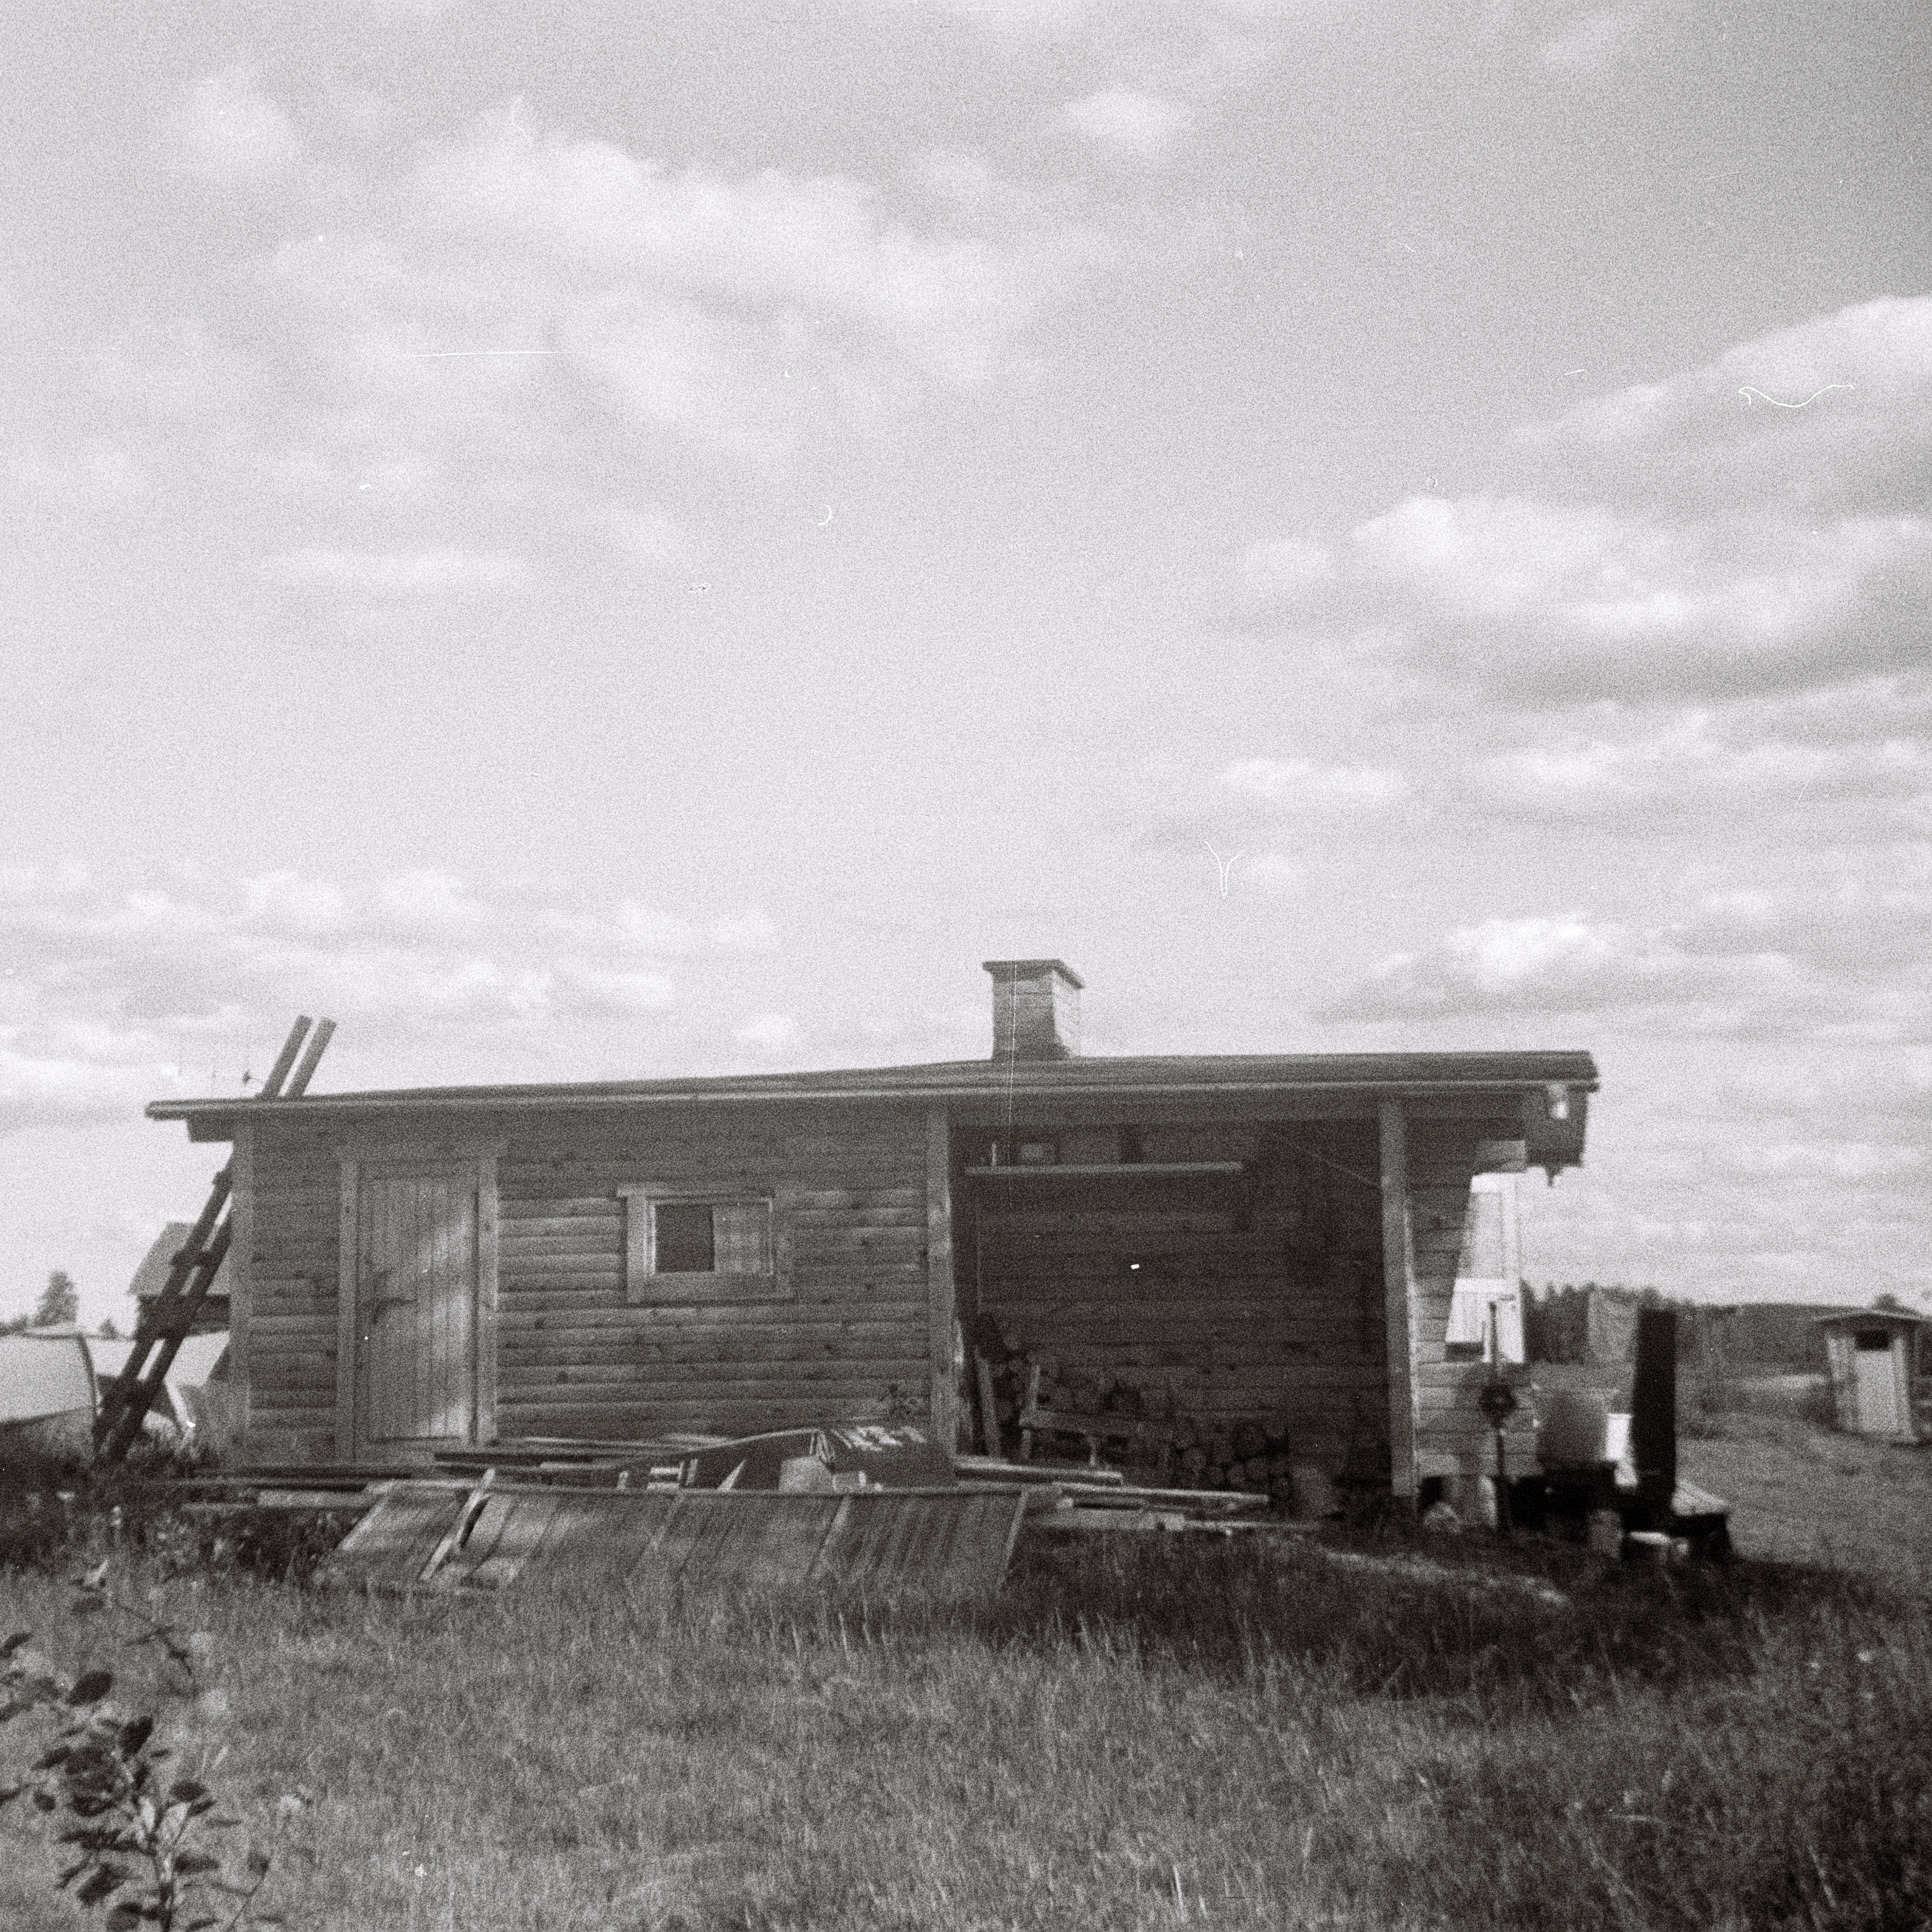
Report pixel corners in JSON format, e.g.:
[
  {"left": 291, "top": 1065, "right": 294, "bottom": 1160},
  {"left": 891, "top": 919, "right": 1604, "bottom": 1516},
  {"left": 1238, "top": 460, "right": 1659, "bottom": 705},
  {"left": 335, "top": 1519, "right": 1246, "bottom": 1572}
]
[{"left": 4, "top": 1415, "right": 1930, "bottom": 1932}]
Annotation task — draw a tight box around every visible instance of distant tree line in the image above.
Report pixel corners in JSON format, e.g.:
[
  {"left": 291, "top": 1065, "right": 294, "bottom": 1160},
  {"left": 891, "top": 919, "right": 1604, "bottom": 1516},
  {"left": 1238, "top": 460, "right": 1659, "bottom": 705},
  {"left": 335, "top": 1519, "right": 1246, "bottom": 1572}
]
[
  {"left": 0, "top": 1270, "right": 113, "bottom": 1336},
  {"left": 1522, "top": 1281, "right": 1904, "bottom": 1373}
]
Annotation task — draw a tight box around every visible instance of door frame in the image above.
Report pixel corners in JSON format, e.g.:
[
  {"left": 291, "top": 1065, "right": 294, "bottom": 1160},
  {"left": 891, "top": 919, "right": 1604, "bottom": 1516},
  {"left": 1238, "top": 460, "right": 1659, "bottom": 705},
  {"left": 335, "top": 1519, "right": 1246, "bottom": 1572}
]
[{"left": 336, "top": 1153, "right": 499, "bottom": 1461}]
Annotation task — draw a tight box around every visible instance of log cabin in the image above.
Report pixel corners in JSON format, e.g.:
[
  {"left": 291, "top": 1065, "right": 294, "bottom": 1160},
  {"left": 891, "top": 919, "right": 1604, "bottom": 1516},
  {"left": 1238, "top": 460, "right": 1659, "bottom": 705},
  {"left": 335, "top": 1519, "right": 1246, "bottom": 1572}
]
[{"left": 146, "top": 959, "right": 1595, "bottom": 1499}]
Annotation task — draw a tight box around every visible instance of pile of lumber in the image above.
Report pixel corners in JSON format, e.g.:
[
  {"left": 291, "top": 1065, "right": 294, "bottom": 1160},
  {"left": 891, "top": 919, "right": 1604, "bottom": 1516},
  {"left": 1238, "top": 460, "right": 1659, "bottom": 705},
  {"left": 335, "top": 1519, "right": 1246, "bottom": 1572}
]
[{"left": 976, "top": 1350, "right": 1302, "bottom": 1509}]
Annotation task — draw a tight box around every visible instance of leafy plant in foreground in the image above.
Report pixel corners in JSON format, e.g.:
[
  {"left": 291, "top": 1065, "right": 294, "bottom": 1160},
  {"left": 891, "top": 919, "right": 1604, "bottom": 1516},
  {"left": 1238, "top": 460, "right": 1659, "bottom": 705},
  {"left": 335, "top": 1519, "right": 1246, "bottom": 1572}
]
[{"left": 0, "top": 1561, "right": 287, "bottom": 1930}]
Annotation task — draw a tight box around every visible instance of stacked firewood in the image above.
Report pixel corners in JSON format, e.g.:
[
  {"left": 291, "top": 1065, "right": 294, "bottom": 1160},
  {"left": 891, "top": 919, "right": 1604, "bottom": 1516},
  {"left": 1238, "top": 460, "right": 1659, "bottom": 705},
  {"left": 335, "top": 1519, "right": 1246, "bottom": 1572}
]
[{"left": 976, "top": 1350, "right": 1299, "bottom": 1509}]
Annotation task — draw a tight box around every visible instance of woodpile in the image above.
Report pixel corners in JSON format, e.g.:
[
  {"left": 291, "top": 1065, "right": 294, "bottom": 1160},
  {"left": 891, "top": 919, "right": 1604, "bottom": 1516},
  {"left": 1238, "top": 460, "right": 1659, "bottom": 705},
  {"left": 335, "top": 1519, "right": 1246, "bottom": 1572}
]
[{"left": 975, "top": 1349, "right": 1302, "bottom": 1512}]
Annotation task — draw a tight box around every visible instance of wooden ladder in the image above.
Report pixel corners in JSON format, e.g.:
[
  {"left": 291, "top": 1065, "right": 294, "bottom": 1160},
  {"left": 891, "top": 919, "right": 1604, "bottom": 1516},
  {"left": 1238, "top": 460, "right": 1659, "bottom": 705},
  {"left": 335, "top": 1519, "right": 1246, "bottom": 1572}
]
[{"left": 93, "top": 1014, "right": 335, "bottom": 1464}]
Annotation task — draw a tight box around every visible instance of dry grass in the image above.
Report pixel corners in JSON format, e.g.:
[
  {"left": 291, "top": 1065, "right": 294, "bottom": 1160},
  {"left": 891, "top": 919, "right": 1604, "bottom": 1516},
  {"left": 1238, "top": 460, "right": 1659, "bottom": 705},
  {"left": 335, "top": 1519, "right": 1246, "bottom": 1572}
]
[
  {"left": 1683, "top": 1406, "right": 1932, "bottom": 1592},
  {"left": 4, "top": 1416, "right": 1931, "bottom": 1931}
]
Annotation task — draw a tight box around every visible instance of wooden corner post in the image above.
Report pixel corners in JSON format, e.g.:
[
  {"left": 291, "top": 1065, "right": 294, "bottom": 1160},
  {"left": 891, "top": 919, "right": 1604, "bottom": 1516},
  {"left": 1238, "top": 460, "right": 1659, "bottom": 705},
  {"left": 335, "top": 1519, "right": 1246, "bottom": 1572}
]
[
  {"left": 925, "top": 1106, "right": 958, "bottom": 1452},
  {"left": 1379, "top": 1100, "right": 1420, "bottom": 1502}
]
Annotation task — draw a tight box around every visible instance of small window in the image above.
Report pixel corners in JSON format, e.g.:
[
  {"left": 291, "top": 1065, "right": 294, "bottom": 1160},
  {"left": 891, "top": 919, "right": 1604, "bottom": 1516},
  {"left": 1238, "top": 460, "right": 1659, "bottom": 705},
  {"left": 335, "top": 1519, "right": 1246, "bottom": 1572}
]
[{"left": 618, "top": 1188, "right": 782, "bottom": 1305}]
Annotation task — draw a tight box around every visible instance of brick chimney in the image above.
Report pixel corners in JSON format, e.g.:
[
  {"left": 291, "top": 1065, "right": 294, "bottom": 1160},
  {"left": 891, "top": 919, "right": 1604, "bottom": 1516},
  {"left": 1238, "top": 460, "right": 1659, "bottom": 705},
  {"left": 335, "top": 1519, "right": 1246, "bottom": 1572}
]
[{"left": 983, "top": 959, "right": 1084, "bottom": 1062}]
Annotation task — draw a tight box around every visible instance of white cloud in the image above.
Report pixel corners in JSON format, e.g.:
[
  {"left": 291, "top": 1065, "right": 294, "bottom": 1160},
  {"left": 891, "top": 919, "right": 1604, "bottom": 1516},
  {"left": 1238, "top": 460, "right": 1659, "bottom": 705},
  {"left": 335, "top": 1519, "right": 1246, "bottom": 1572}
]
[
  {"left": 1245, "top": 492, "right": 1932, "bottom": 703},
  {"left": 0, "top": 867, "right": 783, "bottom": 1130},
  {"left": 261, "top": 546, "right": 527, "bottom": 597},
  {"left": 734, "top": 1012, "right": 800, "bottom": 1055},
  {"left": 1320, "top": 914, "right": 1723, "bottom": 1022},
  {"left": 6, "top": 443, "right": 148, "bottom": 510},
  {"left": 1471, "top": 712, "right": 1932, "bottom": 825},
  {"left": 225, "top": 105, "right": 1109, "bottom": 495},
  {"left": 407, "top": 118, "right": 1081, "bottom": 392},
  {"left": 1244, "top": 295, "right": 1932, "bottom": 712},
  {"left": 1142, "top": 753, "right": 1412, "bottom": 851},
  {"left": 1219, "top": 756, "right": 1408, "bottom": 811},
  {"left": 1321, "top": 864, "right": 1932, "bottom": 1037},
  {"left": 1540, "top": 6, "right": 1647, "bottom": 72},
  {"left": 1064, "top": 89, "right": 1194, "bottom": 164},
  {"left": 1717, "top": 1141, "right": 1926, "bottom": 1183},
  {"left": 1522, "top": 294, "right": 1932, "bottom": 510},
  {"left": 170, "top": 65, "right": 303, "bottom": 182}
]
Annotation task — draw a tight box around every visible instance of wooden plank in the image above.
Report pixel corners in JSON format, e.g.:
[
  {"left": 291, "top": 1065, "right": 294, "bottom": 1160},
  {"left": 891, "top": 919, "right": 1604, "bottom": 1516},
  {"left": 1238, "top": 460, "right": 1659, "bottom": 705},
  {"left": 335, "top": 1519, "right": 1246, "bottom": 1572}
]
[
  {"left": 320, "top": 1481, "right": 469, "bottom": 1590},
  {"left": 221, "top": 1126, "right": 255, "bottom": 1462},
  {"left": 499, "top": 1200, "right": 627, "bottom": 1221},
  {"left": 499, "top": 1336, "right": 923, "bottom": 1368},
  {"left": 476, "top": 1155, "right": 498, "bottom": 1448},
  {"left": 925, "top": 1107, "right": 957, "bottom": 1453},
  {"left": 1380, "top": 1100, "right": 1418, "bottom": 1501},
  {"left": 497, "top": 1365, "right": 925, "bottom": 1396},
  {"left": 497, "top": 1252, "right": 623, "bottom": 1275},
  {"left": 335, "top": 1160, "right": 358, "bottom": 1460},
  {"left": 498, "top": 1317, "right": 918, "bottom": 1345}
]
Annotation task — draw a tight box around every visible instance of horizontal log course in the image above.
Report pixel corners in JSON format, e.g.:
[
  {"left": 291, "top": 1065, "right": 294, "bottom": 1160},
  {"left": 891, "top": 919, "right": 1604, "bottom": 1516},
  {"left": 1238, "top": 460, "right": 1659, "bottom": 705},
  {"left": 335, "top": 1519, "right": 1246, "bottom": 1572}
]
[
  {"left": 497, "top": 1221, "right": 623, "bottom": 1246},
  {"left": 498, "top": 1252, "right": 624, "bottom": 1276},
  {"left": 497, "top": 1299, "right": 906, "bottom": 1329},
  {"left": 788, "top": 1207, "right": 929, "bottom": 1229},
  {"left": 498, "top": 1357, "right": 928, "bottom": 1391},
  {"left": 496, "top": 1372, "right": 914, "bottom": 1406},
  {"left": 500, "top": 1332, "right": 924, "bottom": 1369},
  {"left": 790, "top": 1189, "right": 924, "bottom": 1211},
  {"left": 498, "top": 1282, "right": 626, "bottom": 1314},
  {"left": 248, "top": 1312, "right": 339, "bottom": 1337},
  {"left": 788, "top": 1262, "right": 924, "bottom": 1289},
  {"left": 248, "top": 1386, "right": 339, "bottom": 1414},
  {"left": 495, "top": 1406, "right": 896, "bottom": 1437},
  {"left": 500, "top": 1198, "right": 631, "bottom": 1220}
]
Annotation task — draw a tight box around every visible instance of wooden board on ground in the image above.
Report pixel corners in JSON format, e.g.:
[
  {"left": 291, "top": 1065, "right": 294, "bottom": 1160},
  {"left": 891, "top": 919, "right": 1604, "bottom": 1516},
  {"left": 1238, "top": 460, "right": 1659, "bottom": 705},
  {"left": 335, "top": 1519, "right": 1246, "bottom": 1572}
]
[
  {"left": 318, "top": 1482, "right": 1029, "bottom": 1598},
  {"left": 320, "top": 1481, "right": 474, "bottom": 1591}
]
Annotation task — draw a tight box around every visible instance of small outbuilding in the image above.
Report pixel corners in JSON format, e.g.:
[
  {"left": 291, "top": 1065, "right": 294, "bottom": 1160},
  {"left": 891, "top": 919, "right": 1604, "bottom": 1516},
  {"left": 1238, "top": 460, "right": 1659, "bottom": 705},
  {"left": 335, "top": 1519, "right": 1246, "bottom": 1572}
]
[
  {"left": 1816, "top": 1310, "right": 1931, "bottom": 1443},
  {"left": 145, "top": 957, "right": 1596, "bottom": 1501}
]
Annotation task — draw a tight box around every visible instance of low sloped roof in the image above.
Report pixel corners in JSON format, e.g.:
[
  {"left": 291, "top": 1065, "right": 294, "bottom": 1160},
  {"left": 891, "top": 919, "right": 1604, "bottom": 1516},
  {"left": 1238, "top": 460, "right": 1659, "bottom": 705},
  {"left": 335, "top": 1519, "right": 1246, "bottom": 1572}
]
[{"left": 150, "top": 1048, "right": 1597, "bottom": 1124}]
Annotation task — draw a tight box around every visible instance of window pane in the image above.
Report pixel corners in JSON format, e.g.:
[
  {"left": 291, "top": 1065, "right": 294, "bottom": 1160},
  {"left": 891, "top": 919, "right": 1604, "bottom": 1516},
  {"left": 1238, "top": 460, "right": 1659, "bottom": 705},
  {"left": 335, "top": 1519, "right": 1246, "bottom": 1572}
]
[
  {"left": 654, "top": 1202, "right": 715, "bottom": 1272},
  {"left": 714, "top": 1202, "right": 771, "bottom": 1272}
]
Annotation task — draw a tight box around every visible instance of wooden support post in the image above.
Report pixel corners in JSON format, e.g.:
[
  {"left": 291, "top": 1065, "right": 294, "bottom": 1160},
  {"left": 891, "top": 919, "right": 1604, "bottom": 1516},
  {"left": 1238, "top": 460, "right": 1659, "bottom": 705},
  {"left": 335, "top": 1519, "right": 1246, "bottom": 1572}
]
[
  {"left": 925, "top": 1107, "right": 958, "bottom": 1453},
  {"left": 1019, "top": 1361, "right": 1040, "bottom": 1463},
  {"left": 227, "top": 1122, "right": 254, "bottom": 1463},
  {"left": 976, "top": 1352, "right": 1004, "bottom": 1460},
  {"left": 1379, "top": 1100, "right": 1419, "bottom": 1502}
]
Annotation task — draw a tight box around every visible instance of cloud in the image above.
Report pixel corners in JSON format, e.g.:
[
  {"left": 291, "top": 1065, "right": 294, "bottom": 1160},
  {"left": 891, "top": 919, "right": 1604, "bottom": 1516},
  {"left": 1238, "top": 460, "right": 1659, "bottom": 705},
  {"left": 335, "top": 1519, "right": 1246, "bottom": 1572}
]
[
  {"left": 169, "top": 65, "right": 303, "bottom": 182},
  {"left": 1319, "top": 914, "right": 1744, "bottom": 1023},
  {"left": 1242, "top": 295, "right": 1932, "bottom": 711},
  {"left": 1522, "top": 294, "right": 1932, "bottom": 511},
  {"left": 260, "top": 546, "right": 527, "bottom": 597},
  {"left": 1218, "top": 756, "right": 1409, "bottom": 811},
  {"left": 0, "top": 867, "right": 780, "bottom": 1130},
  {"left": 1244, "top": 492, "right": 1932, "bottom": 703},
  {"left": 222, "top": 104, "right": 1110, "bottom": 498},
  {"left": 1064, "top": 89, "right": 1193, "bottom": 164},
  {"left": 1320, "top": 864, "right": 1932, "bottom": 1036},
  {"left": 405, "top": 116, "right": 1090, "bottom": 391},
  {"left": 1539, "top": 6, "right": 1648, "bottom": 72},
  {"left": 1138, "top": 754, "right": 1413, "bottom": 868},
  {"left": 1470, "top": 711, "right": 1932, "bottom": 827},
  {"left": 6, "top": 443, "right": 148, "bottom": 511}
]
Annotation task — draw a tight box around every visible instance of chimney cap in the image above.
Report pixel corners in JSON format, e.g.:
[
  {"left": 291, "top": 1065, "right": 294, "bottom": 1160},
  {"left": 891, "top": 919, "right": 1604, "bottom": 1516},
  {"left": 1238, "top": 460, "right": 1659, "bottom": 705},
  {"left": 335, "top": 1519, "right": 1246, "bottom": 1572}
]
[{"left": 981, "top": 958, "right": 1085, "bottom": 990}]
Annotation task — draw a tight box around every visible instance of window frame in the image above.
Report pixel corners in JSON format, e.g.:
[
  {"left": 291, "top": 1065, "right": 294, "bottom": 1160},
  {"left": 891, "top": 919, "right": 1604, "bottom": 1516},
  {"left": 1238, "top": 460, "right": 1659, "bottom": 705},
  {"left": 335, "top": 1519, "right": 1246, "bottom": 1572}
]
[{"left": 617, "top": 1185, "right": 788, "bottom": 1306}]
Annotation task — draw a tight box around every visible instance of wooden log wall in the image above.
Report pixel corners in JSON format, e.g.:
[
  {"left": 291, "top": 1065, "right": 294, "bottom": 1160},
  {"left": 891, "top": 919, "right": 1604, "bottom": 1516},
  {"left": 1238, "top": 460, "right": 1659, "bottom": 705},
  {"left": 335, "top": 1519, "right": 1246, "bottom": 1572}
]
[
  {"left": 494, "top": 1110, "right": 930, "bottom": 1440},
  {"left": 241, "top": 1119, "right": 347, "bottom": 1464},
  {"left": 968, "top": 1122, "right": 1392, "bottom": 1479},
  {"left": 1407, "top": 1118, "right": 1540, "bottom": 1484},
  {"left": 238, "top": 1105, "right": 936, "bottom": 1461}
]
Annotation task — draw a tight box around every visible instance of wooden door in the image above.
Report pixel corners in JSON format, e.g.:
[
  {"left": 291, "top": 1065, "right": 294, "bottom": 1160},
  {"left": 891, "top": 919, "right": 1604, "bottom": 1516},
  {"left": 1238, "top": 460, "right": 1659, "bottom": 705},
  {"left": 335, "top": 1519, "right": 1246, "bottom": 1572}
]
[
  {"left": 356, "top": 1166, "right": 479, "bottom": 1449},
  {"left": 1853, "top": 1333, "right": 1902, "bottom": 1436}
]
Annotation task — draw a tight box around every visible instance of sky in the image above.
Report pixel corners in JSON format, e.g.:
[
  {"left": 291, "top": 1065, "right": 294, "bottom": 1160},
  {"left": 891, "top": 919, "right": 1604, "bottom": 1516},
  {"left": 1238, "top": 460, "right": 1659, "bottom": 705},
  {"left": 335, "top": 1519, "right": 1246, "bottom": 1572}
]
[{"left": 2, "top": 0, "right": 1928, "bottom": 1331}]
